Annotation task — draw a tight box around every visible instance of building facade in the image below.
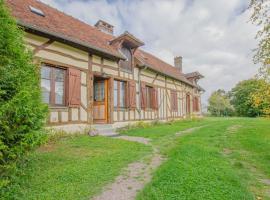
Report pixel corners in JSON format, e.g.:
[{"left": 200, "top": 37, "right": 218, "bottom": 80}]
[{"left": 7, "top": 0, "right": 204, "bottom": 128}]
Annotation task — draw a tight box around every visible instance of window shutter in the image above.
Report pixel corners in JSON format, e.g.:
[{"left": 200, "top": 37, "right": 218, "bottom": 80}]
[
  {"left": 171, "top": 90, "right": 178, "bottom": 111},
  {"left": 140, "top": 82, "right": 146, "bottom": 109},
  {"left": 193, "top": 97, "right": 195, "bottom": 112},
  {"left": 151, "top": 87, "right": 158, "bottom": 110},
  {"left": 68, "top": 68, "right": 81, "bottom": 107},
  {"left": 128, "top": 81, "right": 136, "bottom": 109}
]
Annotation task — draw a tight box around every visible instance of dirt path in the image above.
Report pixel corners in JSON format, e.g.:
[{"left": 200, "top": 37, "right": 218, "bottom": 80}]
[
  {"left": 175, "top": 125, "right": 206, "bottom": 136},
  {"left": 92, "top": 126, "right": 204, "bottom": 200}
]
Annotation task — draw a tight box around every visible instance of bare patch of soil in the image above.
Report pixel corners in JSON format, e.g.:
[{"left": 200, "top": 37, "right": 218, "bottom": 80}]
[
  {"left": 37, "top": 144, "right": 55, "bottom": 152},
  {"left": 175, "top": 126, "right": 206, "bottom": 136},
  {"left": 226, "top": 125, "right": 242, "bottom": 133},
  {"left": 92, "top": 126, "right": 204, "bottom": 200},
  {"left": 223, "top": 148, "right": 233, "bottom": 155},
  {"left": 92, "top": 152, "right": 164, "bottom": 200},
  {"left": 114, "top": 136, "right": 150, "bottom": 145}
]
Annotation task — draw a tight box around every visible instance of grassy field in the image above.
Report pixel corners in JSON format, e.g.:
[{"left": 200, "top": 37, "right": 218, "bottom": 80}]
[
  {"left": 1, "top": 118, "right": 269, "bottom": 200},
  {"left": 1, "top": 135, "right": 151, "bottom": 200},
  {"left": 121, "top": 118, "right": 270, "bottom": 200}
]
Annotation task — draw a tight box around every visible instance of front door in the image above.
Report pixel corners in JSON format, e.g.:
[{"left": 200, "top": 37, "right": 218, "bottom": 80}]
[{"left": 93, "top": 78, "right": 108, "bottom": 123}]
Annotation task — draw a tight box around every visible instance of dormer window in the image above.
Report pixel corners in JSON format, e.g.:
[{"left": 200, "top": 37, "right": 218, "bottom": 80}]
[
  {"left": 29, "top": 6, "right": 45, "bottom": 17},
  {"left": 119, "top": 46, "right": 132, "bottom": 72}
]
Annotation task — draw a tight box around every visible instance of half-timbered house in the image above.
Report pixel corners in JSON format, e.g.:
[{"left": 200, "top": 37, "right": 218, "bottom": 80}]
[{"left": 6, "top": 0, "right": 204, "bottom": 130}]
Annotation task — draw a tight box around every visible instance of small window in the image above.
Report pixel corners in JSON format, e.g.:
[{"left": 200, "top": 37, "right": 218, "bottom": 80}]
[
  {"left": 29, "top": 6, "right": 45, "bottom": 17},
  {"left": 41, "top": 64, "right": 66, "bottom": 106},
  {"left": 114, "top": 80, "right": 127, "bottom": 108},
  {"left": 119, "top": 46, "right": 132, "bottom": 72}
]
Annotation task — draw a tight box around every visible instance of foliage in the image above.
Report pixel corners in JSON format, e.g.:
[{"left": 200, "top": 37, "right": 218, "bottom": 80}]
[
  {"left": 0, "top": 134, "right": 150, "bottom": 200},
  {"left": 249, "top": 0, "right": 270, "bottom": 80},
  {"left": 0, "top": 0, "right": 47, "bottom": 186},
  {"left": 251, "top": 79, "right": 270, "bottom": 116},
  {"left": 231, "top": 79, "right": 264, "bottom": 117},
  {"left": 207, "top": 89, "right": 234, "bottom": 117}
]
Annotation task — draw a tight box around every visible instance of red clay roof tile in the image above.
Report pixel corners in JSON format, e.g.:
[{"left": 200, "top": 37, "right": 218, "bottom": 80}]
[{"left": 6, "top": 0, "right": 196, "bottom": 86}]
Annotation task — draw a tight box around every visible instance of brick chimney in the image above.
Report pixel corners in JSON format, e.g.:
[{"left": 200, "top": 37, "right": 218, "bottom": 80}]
[
  {"left": 95, "top": 20, "right": 114, "bottom": 35},
  {"left": 174, "top": 56, "right": 182, "bottom": 72}
]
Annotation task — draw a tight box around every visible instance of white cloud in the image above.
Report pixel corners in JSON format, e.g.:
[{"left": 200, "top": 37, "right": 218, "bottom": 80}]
[{"left": 40, "top": 0, "right": 260, "bottom": 106}]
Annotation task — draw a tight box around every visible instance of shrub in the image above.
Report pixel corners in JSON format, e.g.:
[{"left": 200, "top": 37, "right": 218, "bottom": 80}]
[
  {"left": 0, "top": 0, "right": 48, "bottom": 186},
  {"left": 231, "top": 79, "right": 263, "bottom": 117}
]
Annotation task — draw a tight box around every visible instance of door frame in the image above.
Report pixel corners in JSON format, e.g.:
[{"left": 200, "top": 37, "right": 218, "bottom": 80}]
[{"left": 92, "top": 73, "right": 113, "bottom": 124}]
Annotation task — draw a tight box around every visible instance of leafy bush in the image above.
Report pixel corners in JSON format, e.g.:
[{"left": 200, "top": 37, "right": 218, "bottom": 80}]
[
  {"left": 0, "top": 0, "right": 48, "bottom": 186},
  {"left": 231, "top": 79, "right": 263, "bottom": 117}
]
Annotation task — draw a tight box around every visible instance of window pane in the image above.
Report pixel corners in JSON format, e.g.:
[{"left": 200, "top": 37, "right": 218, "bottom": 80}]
[
  {"left": 41, "top": 66, "right": 51, "bottom": 79},
  {"left": 94, "top": 81, "right": 105, "bottom": 101},
  {"left": 41, "top": 79, "right": 50, "bottom": 103},
  {"left": 114, "top": 81, "right": 118, "bottom": 107},
  {"left": 119, "top": 81, "right": 125, "bottom": 107},
  {"left": 55, "top": 68, "right": 64, "bottom": 81},
  {"left": 55, "top": 81, "right": 64, "bottom": 105}
]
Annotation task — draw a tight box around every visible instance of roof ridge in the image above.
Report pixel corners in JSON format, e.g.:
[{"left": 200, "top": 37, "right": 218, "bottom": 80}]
[
  {"left": 34, "top": 0, "right": 180, "bottom": 74},
  {"left": 138, "top": 49, "right": 183, "bottom": 73}
]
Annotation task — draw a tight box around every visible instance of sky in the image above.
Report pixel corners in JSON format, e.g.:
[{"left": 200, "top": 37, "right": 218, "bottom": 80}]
[{"left": 40, "top": 0, "right": 260, "bottom": 109}]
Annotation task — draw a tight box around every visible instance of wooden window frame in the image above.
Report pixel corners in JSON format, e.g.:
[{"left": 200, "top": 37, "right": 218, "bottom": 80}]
[
  {"left": 41, "top": 63, "right": 67, "bottom": 107},
  {"left": 114, "top": 79, "right": 127, "bottom": 109}
]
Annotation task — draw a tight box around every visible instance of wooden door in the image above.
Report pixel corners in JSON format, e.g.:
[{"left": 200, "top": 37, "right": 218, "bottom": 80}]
[{"left": 93, "top": 79, "right": 108, "bottom": 123}]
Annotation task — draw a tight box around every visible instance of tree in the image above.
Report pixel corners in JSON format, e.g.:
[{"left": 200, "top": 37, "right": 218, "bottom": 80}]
[
  {"left": 231, "top": 79, "right": 263, "bottom": 117},
  {"left": 251, "top": 79, "right": 270, "bottom": 116},
  {"left": 249, "top": 0, "right": 270, "bottom": 80},
  {"left": 207, "top": 89, "right": 234, "bottom": 117},
  {"left": 0, "top": 0, "right": 47, "bottom": 185}
]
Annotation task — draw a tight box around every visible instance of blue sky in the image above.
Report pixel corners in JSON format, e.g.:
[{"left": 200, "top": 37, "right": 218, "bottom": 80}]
[{"left": 41, "top": 0, "right": 260, "bottom": 108}]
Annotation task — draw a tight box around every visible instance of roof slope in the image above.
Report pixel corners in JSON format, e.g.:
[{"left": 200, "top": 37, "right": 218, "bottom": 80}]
[
  {"left": 135, "top": 50, "right": 193, "bottom": 85},
  {"left": 6, "top": 0, "right": 121, "bottom": 58},
  {"left": 6, "top": 0, "right": 196, "bottom": 87}
]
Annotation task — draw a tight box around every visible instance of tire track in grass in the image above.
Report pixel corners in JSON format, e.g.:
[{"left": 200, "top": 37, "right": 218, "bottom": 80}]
[{"left": 92, "top": 126, "right": 205, "bottom": 200}]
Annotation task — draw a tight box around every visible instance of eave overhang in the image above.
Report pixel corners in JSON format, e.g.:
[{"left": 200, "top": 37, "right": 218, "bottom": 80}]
[
  {"left": 18, "top": 20, "right": 125, "bottom": 61},
  {"left": 110, "top": 31, "right": 144, "bottom": 49}
]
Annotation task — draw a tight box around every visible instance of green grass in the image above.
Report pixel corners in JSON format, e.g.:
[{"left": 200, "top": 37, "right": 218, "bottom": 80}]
[
  {"left": 121, "top": 118, "right": 270, "bottom": 200},
  {"left": 2, "top": 118, "right": 270, "bottom": 200},
  {"left": 1, "top": 135, "right": 151, "bottom": 200}
]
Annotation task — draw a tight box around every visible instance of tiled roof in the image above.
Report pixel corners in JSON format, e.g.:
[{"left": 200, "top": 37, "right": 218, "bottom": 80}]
[
  {"left": 135, "top": 50, "right": 194, "bottom": 85},
  {"left": 6, "top": 0, "right": 197, "bottom": 87}
]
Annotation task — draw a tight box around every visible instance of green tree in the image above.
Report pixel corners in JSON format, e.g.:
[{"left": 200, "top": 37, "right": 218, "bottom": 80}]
[
  {"left": 0, "top": 0, "right": 47, "bottom": 186},
  {"left": 231, "top": 79, "right": 263, "bottom": 117},
  {"left": 251, "top": 79, "right": 270, "bottom": 117},
  {"left": 207, "top": 89, "right": 234, "bottom": 117},
  {"left": 249, "top": 0, "right": 270, "bottom": 80}
]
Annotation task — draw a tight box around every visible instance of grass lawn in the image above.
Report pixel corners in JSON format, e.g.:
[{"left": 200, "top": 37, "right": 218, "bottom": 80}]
[
  {"left": 121, "top": 118, "right": 270, "bottom": 200},
  {"left": 1, "top": 135, "right": 151, "bottom": 200},
  {"left": 2, "top": 118, "right": 269, "bottom": 200}
]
